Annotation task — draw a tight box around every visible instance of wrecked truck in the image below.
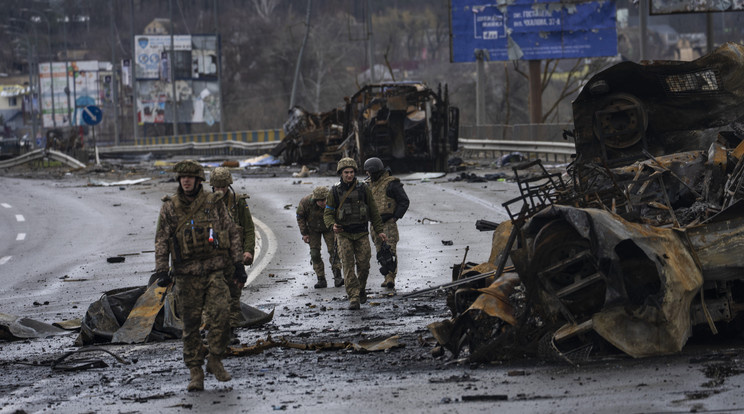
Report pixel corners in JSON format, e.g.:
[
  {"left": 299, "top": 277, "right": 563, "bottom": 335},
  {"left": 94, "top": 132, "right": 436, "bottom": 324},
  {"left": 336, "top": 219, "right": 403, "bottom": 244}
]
[
  {"left": 271, "top": 82, "right": 459, "bottom": 172},
  {"left": 428, "top": 42, "right": 744, "bottom": 363}
]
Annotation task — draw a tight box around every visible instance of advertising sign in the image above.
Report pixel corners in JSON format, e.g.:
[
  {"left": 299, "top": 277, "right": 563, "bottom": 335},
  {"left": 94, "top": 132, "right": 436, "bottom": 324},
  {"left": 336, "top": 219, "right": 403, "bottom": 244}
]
[
  {"left": 651, "top": 0, "right": 744, "bottom": 14},
  {"left": 450, "top": 0, "right": 618, "bottom": 62}
]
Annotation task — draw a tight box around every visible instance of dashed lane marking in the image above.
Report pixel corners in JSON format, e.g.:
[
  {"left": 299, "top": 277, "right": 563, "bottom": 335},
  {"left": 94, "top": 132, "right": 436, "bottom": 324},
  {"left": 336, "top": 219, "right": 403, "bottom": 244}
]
[
  {"left": 1, "top": 203, "right": 10, "bottom": 208},
  {"left": 0, "top": 256, "right": 11, "bottom": 265},
  {"left": 16, "top": 233, "right": 26, "bottom": 241},
  {"left": 15, "top": 215, "right": 25, "bottom": 222}
]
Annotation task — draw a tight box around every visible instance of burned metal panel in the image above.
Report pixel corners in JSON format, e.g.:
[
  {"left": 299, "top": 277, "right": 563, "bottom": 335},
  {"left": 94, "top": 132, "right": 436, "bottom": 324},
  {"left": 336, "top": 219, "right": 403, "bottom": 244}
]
[
  {"left": 513, "top": 205, "right": 702, "bottom": 358},
  {"left": 572, "top": 42, "right": 744, "bottom": 165}
]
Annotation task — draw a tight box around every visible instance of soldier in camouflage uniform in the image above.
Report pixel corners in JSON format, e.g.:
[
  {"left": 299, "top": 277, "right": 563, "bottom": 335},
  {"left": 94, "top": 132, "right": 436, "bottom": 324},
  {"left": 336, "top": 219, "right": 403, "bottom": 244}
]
[
  {"left": 153, "top": 160, "right": 245, "bottom": 392},
  {"left": 296, "top": 186, "right": 343, "bottom": 289},
  {"left": 209, "top": 167, "right": 255, "bottom": 332},
  {"left": 323, "top": 158, "right": 386, "bottom": 310},
  {"left": 364, "top": 157, "right": 410, "bottom": 289}
]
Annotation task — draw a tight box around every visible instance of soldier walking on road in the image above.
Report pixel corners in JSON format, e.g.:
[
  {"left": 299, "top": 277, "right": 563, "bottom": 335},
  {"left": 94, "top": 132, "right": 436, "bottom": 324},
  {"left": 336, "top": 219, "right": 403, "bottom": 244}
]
[
  {"left": 210, "top": 167, "right": 255, "bottom": 334},
  {"left": 297, "top": 186, "right": 343, "bottom": 288},
  {"left": 153, "top": 160, "right": 246, "bottom": 392},
  {"left": 364, "top": 157, "right": 409, "bottom": 289},
  {"left": 324, "top": 157, "right": 387, "bottom": 310}
]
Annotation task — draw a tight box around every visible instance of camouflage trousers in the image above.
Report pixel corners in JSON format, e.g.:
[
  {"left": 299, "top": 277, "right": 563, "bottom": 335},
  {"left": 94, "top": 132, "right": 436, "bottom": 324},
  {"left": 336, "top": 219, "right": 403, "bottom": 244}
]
[
  {"left": 371, "top": 220, "right": 400, "bottom": 282},
  {"left": 224, "top": 267, "right": 244, "bottom": 329},
  {"left": 308, "top": 230, "right": 341, "bottom": 279},
  {"left": 337, "top": 235, "right": 371, "bottom": 301},
  {"left": 175, "top": 270, "right": 230, "bottom": 368}
]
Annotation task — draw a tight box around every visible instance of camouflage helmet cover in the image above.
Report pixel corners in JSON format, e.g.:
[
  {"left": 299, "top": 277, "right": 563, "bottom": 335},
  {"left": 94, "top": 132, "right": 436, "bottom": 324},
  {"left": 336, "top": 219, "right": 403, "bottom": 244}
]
[
  {"left": 210, "top": 167, "right": 233, "bottom": 187},
  {"left": 363, "top": 157, "right": 384, "bottom": 173},
  {"left": 173, "top": 159, "right": 205, "bottom": 180},
  {"left": 336, "top": 157, "right": 358, "bottom": 174},
  {"left": 311, "top": 186, "right": 330, "bottom": 201}
]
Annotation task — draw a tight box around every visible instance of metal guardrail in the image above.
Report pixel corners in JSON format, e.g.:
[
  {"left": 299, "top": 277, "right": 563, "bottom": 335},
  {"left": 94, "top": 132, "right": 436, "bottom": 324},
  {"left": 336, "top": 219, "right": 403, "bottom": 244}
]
[
  {"left": 0, "top": 149, "right": 86, "bottom": 169},
  {"left": 459, "top": 138, "right": 575, "bottom": 163},
  {"left": 133, "top": 129, "right": 284, "bottom": 146},
  {"left": 96, "top": 139, "right": 277, "bottom": 154}
]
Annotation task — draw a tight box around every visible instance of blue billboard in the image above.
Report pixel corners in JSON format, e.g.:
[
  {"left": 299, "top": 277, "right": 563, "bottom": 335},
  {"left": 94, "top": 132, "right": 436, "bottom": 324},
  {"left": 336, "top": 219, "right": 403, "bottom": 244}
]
[{"left": 450, "top": 0, "right": 618, "bottom": 62}]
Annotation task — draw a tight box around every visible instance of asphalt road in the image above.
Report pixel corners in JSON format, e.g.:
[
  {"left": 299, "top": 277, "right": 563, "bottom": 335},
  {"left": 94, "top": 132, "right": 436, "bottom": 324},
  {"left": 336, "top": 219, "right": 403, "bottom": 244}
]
[{"left": 1, "top": 164, "right": 744, "bottom": 413}]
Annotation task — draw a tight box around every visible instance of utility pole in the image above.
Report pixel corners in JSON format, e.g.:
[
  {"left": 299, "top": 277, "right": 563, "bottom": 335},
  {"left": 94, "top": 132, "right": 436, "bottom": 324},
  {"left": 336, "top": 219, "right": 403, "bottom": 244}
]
[
  {"left": 130, "top": 0, "right": 138, "bottom": 143},
  {"left": 289, "top": 0, "right": 312, "bottom": 110},
  {"left": 169, "top": 0, "right": 178, "bottom": 136},
  {"left": 366, "top": 0, "right": 375, "bottom": 83},
  {"left": 214, "top": 0, "right": 224, "bottom": 133},
  {"left": 474, "top": 49, "right": 488, "bottom": 127},
  {"left": 109, "top": 0, "right": 120, "bottom": 145}
]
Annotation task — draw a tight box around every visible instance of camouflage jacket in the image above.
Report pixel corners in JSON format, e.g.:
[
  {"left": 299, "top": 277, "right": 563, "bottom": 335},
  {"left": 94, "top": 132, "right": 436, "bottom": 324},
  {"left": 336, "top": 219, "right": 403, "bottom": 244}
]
[
  {"left": 296, "top": 194, "right": 329, "bottom": 235},
  {"left": 221, "top": 190, "right": 256, "bottom": 255},
  {"left": 155, "top": 185, "right": 242, "bottom": 275}
]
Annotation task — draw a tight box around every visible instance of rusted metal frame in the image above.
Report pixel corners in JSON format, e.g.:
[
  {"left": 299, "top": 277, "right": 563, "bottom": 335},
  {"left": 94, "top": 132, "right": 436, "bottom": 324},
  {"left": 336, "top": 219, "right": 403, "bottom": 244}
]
[
  {"left": 656, "top": 174, "right": 681, "bottom": 228},
  {"left": 678, "top": 229, "right": 718, "bottom": 334},
  {"left": 535, "top": 249, "right": 603, "bottom": 325},
  {"left": 642, "top": 148, "right": 702, "bottom": 199}
]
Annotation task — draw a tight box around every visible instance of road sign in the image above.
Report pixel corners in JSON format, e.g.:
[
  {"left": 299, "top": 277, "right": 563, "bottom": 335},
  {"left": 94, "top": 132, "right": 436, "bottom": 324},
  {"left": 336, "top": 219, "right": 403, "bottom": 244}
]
[
  {"left": 450, "top": 0, "right": 617, "bottom": 62},
  {"left": 82, "top": 105, "right": 103, "bottom": 126}
]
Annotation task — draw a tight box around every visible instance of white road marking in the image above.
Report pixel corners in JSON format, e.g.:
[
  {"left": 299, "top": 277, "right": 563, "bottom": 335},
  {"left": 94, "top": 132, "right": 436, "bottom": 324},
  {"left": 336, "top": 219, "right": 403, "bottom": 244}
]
[
  {"left": 1, "top": 203, "right": 10, "bottom": 208},
  {"left": 15, "top": 215, "right": 25, "bottom": 222},
  {"left": 0, "top": 256, "right": 11, "bottom": 265},
  {"left": 246, "top": 218, "right": 276, "bottom": 286},
  {"left": 16, "top": 233, "right": 26, "bottom": 241}
]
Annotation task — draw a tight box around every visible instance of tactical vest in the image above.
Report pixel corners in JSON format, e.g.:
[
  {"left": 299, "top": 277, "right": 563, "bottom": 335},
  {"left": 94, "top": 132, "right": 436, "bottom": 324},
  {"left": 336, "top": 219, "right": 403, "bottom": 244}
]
[
  {"left": 171, "top": 192, "right": 231, "bottom": 262},
  {"left": 333, "top": 182, "right": 368, "bottom": 227},
  {"left": 370, "top": 174, "right": 398, "bottom": 217}
]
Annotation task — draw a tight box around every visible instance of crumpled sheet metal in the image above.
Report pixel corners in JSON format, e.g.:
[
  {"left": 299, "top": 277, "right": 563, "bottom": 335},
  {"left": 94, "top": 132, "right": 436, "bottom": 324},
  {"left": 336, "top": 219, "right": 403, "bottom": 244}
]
[
  {"left": 523, "top": 205, "right": 703, "bottom": 358},
  {"left": 76, "top": 285, "right": 274, "bottom": 346},
  {"left": 111, "top": 283, "right": 169, "bottom": 344},
  {"left": 686, "top": 201, "right": 744, "bottom": 281},
  {"left": 0, "top": 312, "right": 71, "bottom": 340},
  {"left": 465, "top": 273, "right": 521, "bottom": 326}
]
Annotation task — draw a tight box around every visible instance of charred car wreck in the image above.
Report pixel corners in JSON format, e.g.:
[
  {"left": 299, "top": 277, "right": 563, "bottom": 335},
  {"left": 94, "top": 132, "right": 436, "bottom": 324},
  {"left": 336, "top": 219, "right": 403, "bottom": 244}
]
[
  {"left": 272, "top": 82, "right": 459, "bottom": 172},
  {"left": 428, "top": 42, "right": 744, "bottom": 362}
]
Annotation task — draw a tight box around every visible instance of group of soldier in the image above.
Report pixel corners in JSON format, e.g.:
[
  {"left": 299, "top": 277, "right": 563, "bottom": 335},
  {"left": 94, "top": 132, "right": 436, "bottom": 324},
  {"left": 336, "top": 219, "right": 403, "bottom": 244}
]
[{"left": 153, "top": 156, "right": 408, "bottom": 391}]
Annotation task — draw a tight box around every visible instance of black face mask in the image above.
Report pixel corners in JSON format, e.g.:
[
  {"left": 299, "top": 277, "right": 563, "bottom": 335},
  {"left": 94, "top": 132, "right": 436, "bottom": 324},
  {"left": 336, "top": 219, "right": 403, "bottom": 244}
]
[{"left": 370, "top": 171, "right": 384, "bottom": 182}]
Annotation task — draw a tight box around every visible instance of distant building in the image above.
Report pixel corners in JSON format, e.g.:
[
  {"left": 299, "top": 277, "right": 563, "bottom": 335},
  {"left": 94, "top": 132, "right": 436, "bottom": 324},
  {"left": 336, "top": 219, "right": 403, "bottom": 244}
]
[{"left": 144, "top": 18, "right": 174, "bottom": 35}]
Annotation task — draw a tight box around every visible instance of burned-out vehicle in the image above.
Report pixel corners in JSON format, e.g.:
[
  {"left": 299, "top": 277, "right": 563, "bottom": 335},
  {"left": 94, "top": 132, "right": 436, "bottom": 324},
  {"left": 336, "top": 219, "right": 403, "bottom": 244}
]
[
  {"left": 272, "top": 82, "right": 459, "bottom": 172},
  {"left": 427, "top": 42, "right": 744, "bottom": 362}
]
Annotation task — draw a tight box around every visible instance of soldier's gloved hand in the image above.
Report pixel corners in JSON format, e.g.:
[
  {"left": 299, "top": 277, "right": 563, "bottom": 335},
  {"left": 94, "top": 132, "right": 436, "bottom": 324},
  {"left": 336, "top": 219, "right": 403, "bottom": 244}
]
[
  {"left": 234, "top": 263, "right": 248, "bottom": 284},
  {"left": 154, "top": 271, "right": 171, "bottom": 287}
]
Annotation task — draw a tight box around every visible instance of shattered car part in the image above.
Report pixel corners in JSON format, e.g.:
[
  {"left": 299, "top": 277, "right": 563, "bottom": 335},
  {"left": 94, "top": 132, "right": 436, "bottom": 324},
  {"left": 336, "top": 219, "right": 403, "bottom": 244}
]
[
  {"left": 76, "top": 285, "right": 274, "bottom": 346},
  {"left": 429, "top": 42, "right": 744, "bottom": 362},
  {"left": 0, "top": 313, "right": 72, "bottom": 341}
]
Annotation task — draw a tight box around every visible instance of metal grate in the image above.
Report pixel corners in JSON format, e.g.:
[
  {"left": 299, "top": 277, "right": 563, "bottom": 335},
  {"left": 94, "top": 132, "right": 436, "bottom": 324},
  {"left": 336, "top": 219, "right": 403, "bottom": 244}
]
[{"left": 663, "top": 69, "right": 719, "bottom": 93}]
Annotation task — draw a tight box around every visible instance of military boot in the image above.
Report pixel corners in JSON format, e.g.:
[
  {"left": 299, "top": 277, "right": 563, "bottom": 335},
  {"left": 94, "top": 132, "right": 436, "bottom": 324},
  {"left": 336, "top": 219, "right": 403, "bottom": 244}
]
[
  {"left": 206, "top": 356, "right": 232, "bottom": 382},
  {"left": 187, "top": 366, "right": 204, "bottom": 392},
  {"left": 333, "top": 268, "right": 344, "bottom": 287},
  {"left": 314, "top": 276, "right": 328, "bottom": 289},
  {"left": 381, "top": 274, "right": 395, "bottom": 289},
  {"left": 348, "top": 299, "right": 360, "bottom": 310}
]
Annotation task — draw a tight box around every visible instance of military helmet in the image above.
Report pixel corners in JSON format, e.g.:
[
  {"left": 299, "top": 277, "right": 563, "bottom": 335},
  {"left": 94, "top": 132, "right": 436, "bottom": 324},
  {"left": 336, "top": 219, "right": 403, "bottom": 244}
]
[
  {"left": 364, "top": 157, "right": 384, "bottom": 174},
  {"left": 210, "top": 167, "right": 233, "bottom": 187},
  {"left": 173, "top": 159, "right": 205, "bottom": 180},
  {"left": 311, "top": 186, "right": 329, "bottom": 201},
  {"left": 336, "top": 157, "right": 358, "bottom": 174}
]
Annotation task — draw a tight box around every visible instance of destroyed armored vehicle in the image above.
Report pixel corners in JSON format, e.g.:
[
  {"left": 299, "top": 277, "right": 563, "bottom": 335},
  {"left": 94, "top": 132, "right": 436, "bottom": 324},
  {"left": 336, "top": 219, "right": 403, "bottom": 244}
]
[
  {"left": 429, "top": 42, "right": 744, "bottom": 362},
  {"left": 272, "top": 82, "right": 459, "bottom": 172}
]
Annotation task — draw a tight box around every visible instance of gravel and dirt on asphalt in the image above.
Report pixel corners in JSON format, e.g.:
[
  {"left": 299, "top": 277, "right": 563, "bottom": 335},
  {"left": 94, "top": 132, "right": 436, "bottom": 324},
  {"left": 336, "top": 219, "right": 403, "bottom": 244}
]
[{"left": 2, "top": 155, "right": 744, "bottom": 413}]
